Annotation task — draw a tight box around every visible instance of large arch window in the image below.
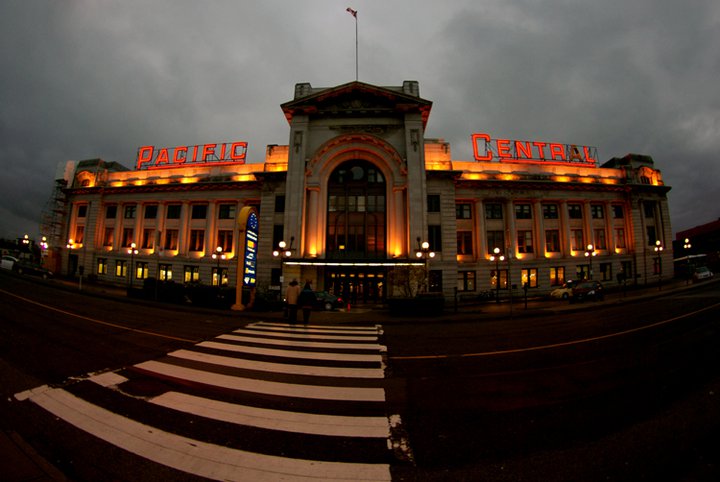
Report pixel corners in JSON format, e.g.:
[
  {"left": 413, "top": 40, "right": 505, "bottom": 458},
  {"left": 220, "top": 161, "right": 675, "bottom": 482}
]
[{"left": 326, "top": 160, "right": 386, "bottom": 259}]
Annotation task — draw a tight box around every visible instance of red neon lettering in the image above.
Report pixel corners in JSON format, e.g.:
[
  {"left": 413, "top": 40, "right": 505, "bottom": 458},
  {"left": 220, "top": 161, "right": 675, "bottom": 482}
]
[
  {"left": 230, "top": 142, "right": 248, "bottom": 160},
  {"left": 549, "top": 143, "right": 566, "bottom": 161},
  {"left": 515, "top": 141, "right": 533, "bottom": 159},
  {"left": 201, "top": 144, "right": 216, "bottom": 161},
  {"left": 583, "top": 146, "right": 597, "bottom": 164},
  {"left": 569, "top": 145, "right": 583, "bottom": 161},
  {"left": 219, "top": 143, "right": 227, "bottom": 160},
  {"left": 532, "top": 142, "right": 547, "bottom": 160},
  {"left": 136, "top": 146, "right": 154, "bottom": 169},
  {"left": 471, "top": 134, "right": 492, "bottom": 161},
  {"left": 173, "top": 146, "right": 187, "bottom": 164},
  {"left": 496, "top": 139, "right": 512, "bottom": 158},
  {"left": 155, "top": 148, "right": 170, "bottom": 166}
]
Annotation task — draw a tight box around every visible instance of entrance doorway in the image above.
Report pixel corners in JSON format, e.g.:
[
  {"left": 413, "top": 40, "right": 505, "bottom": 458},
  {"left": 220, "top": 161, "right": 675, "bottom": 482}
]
[{"left": 325, "top": 268, "right": 386, "bottom": 305}]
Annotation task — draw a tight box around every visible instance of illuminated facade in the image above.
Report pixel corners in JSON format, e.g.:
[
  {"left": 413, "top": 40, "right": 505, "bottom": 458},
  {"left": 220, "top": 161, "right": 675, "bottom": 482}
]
[{"left": 55, "top": 80, "right": 672, "bottom": 303}]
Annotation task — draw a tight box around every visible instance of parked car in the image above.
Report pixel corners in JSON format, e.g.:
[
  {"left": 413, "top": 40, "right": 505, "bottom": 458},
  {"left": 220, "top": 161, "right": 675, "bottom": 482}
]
[
  {"left": 693, "top": 266, "right": 714, "bottom": 282},
  {"left": 550, "top": 280, "right": 575, "bottom": 299},
  {"left": 1, "top": 255, "right": 18, "bottom": 271},
  {"left": 313, "top": 291, "right": 344, "bottom": 311},
  {"left": 571, "top": 280, "right": 604, "bottom": 302},
  {"left": 14, "top": 260, "right": 54, "bottom": 279}
]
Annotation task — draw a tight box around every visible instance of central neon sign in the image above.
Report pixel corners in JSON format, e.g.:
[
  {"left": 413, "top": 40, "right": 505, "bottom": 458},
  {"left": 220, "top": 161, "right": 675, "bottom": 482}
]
[
  {"left": 472, "top": 133, "right": 597, "bottom": 166},
  {"left": 136, "top": 141, "right": 248, "bottom": 170}
]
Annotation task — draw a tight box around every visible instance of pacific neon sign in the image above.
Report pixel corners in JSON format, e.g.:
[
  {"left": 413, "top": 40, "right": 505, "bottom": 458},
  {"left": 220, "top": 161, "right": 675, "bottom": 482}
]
[
  {"left": 136, "top": 141, "right": 248, "bottom": 170},
  {"left": 472, "top": 133, "right": 597, "bottom": 167}
]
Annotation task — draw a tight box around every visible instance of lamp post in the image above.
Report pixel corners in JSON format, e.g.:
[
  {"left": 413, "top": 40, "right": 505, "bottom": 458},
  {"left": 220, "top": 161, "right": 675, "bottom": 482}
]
[
  {"left": 654, "top": 240, "right": 663, "bottom": 290},
  {"left": 489, "top": 247, "right": 505, "bottom": 303},
  {"left": 212, "top": 246, "right": 226, "bottom": 287},
  {"left": 127, "top": 242, "right": 138, "bottom": 289},
  {"left": 584, "top": 243, "right": 597, "bottom": 280},
  {"left": 683, "top": 238, "right": 692, "bottom": 285},
  {"left": 273, "top": 236, "right": 295, "bottom": 259},
  {"left": 415, "top": 237, "right": 435, "bottom": 293}
]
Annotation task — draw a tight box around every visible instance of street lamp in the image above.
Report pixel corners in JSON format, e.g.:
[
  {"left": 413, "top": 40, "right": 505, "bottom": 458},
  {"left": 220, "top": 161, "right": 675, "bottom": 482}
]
[
  {"left": 654, "top": 240, "right": 664, "bottom": 290},
  {"left": 415, "top": 237, "right": 435, "bottom": 292},
  {"left": 127, "top": 242, "right": 138, "bottom": 289},
  {"left": 489, "top": 247, "right": 505, "bottom": 303},
  {"left": 273, "top": 236, "right": 295, "bottom": 258},
  {"left": 683, "top": 238, "right": 692, "bottom": 284},
  {"left": 212, "top": 246, "right": 226, "bottom": 286},
  {"left": 584, "top": 244, "right": 597, "bottom": 280}
]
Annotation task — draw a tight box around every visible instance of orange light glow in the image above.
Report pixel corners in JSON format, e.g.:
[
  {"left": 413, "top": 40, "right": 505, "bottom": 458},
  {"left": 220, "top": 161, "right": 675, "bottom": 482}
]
[{"left": 553, "top": 176, "right": 572, "bottom": 182}]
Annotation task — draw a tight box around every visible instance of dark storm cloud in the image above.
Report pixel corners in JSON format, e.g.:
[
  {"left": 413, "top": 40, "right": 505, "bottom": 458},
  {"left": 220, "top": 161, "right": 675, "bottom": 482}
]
[{"left": 1, "top": 0, "right": 718, "bottom": 241}]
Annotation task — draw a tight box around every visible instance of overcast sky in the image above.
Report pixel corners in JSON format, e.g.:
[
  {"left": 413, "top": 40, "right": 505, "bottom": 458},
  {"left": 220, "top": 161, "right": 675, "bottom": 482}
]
[{"left": 2, "top": 0, "right": 719, "bottom": 243}]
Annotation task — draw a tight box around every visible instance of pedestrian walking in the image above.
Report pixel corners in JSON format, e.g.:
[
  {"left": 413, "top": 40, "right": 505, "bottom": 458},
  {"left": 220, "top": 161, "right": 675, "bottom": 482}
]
[
  {"left": 297, "top": 281, "right": 315, "bottom": 325},
  {"left": 285, "top": 279, "right": 301, "bottom": 324}
]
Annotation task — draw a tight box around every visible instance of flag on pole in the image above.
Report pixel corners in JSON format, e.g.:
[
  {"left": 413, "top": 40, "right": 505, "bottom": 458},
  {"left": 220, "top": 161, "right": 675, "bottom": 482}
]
[{"left": 346, "top": 7, "right": 357, "bottom": 17}]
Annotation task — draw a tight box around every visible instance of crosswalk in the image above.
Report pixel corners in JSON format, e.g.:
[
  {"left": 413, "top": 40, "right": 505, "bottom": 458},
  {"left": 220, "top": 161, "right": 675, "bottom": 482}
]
[{"left": 15, "top": 321, "right": 410, "bottom": 481}]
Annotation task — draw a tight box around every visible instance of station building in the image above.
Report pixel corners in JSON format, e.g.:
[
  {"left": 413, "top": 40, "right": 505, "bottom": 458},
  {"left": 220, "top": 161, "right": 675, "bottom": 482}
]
[{"left": 49, "top": 80, "right": 673, "bottom": 305}]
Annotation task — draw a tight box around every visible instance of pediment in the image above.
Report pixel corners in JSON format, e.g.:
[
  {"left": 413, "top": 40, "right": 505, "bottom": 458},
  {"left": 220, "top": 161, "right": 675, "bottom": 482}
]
[{"left": 281, "top": 81, "right": 432, "bottom": 127}]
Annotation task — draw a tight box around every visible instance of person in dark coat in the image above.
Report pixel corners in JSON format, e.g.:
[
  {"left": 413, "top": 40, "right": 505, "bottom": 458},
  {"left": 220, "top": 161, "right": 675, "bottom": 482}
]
[{"left": 297, "top": 281, "right": 315, "bottom": 325}]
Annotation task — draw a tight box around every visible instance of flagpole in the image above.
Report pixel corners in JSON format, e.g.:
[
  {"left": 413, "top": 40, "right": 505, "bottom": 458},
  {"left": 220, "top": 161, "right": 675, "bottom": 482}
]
[
  {"left": 347, "top": 7, "right": 358, "bottom": 81},
  {"left": 354, "top": 11, "right": 358, "bottom": 81}
]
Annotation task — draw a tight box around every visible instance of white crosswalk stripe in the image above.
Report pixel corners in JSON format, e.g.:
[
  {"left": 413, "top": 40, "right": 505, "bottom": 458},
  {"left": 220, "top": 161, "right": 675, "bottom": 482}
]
[{"left": 15, "top": 321, "right": 400, "bottom": 481}]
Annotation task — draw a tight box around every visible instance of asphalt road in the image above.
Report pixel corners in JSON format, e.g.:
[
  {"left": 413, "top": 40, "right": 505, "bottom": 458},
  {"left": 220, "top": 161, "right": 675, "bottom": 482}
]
[{"left": 2, "top": 271, "right": 720, "bottom": 481}]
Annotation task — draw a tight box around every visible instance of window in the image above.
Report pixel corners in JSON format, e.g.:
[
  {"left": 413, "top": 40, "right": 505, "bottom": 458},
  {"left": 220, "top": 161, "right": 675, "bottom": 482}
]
[
  {"left": 542, "top": 204, "right": 558, "bottom": 219},
  {"left": 457, "top": 231, "right": 473, "bottom": 255},
  {"left": 429, "top": 270, "right": 443, "bottom": 293},
  {"left": 490, "top": 269, "right": 508, "bottom": 290},
  {"left": 591, "top": 204, "right": 604, "bottom": 219},
  {"left": 74, "top": 226, "right": 85, "bottom": 244},
  {"left": 646, "top": 226, "right": 657, "bottom": 246},
  {"left": 159, "top": 264, "right": 173, "bottom": 281},
  {"left": 456, "top": 203, "right": 472, "bottom": 219},
  {"left": 164, "top": 229, "right": 178, "bottom": 250},
  {"left": 571, "top": 229, "right": 584, "bottom": 251},
  {"left": 97, "top": 258, "right": 108, "bottom": 275},
  {"left": 568, "top": 204, "right": 583, "bottom": 219},
  {"left": 105, "top": 205, "right": 117, "bottom": 219},
  {"left": 485, "top": 203, "right": 503, "bottom": 219},
  {"left": 576, "top": 265, "right": 590, "bottom": 281},
  {"left": 600, "top": 263, "right": 612, "bottom": 282},
  {"left": 515, "top": 204, "right": 532, "bottom": 219},
  {"left": 115, "top": 260, "right": 127, "bottom": 277},
  {"left": 487, "top": 231, "right": 505, "bottom": 254},
  {"left": 612, "top": 204, "right": 625, "bottom": 219},
  {"left": 545, "top": 230, "right": 560, "bottom": 253},
  {"left": 217, "top": 230, "right": 233, "bottom": 253},
  {"left": 457, "top": 271, "right": 476, "bottom": 292},
  {"left": 144, "top": 205, "right": 158, "bottom": 219},
  {"left": 166, "top": 204, "right": 182, "bottom": 219},
  {"left": 621, "top": 261, "right": 633, "bottom": 280},
  {"left": 191, "top": 204, "right": 208, "bottom": 219},
  {"left": 550, "top": 267, "right": 565, "bottom": 286},
  {"left": 275, "top": 195, "right": 285, "bottom": 212},
  {"left": 124, "top": 204, "right": 136, "bottom": 219},
  {"left": 428, "top": 225, "right": 442, "bottom": 252},
  {"left": 272, "top": 225, "right": 284, "bottom": 250},
  {"left": 189, "top": 230, "right": 205, "bottom": 252},
  {"left": 521, "top": 268, "right": 538, "bottom": 288},
  {"left": 103, "top": 227, "right": 114, "bottom": 247},
  {"left": 427, "top": 195, "right": 441, "bottom": 213},
  {"left": 135, "top": 262, "right": 148, "bottom": 280},
  {"left": 122, "top": 228, "right": 134, "bottom": 248},
  {"left": 142, "top": 229, "right": 155, "bottom": 249},
  {"left": 77, "top": 205, "right": 87, "bottom": 218},
  {"left": 594, "top": 229, "right": 607, "bottom": 250},
  {"left": 212, "top": 268, "right": 229, "bottom": 287},
  {"left": 184, "top": 265, "right": 200, "bottom": 283},
  {"left": 615, "top": 228, "right": 626, "bottom": 249},
  {"left": 218, "top": 204, "right": 236, "bottom": 219},
  {"left": 643, "top": 201, "right": 656, "bottom": 218},
  {"left": 517, "top": 231, "right": 534, "bottom": 253}
]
